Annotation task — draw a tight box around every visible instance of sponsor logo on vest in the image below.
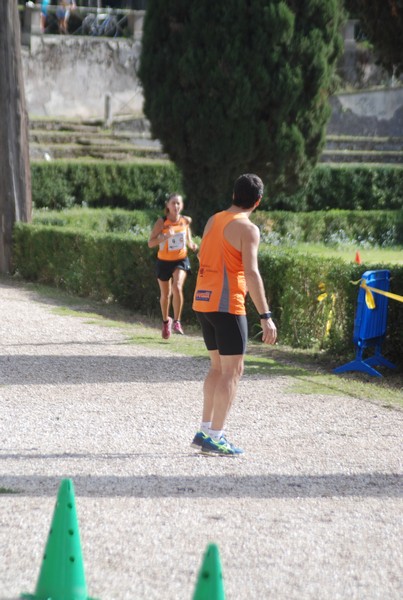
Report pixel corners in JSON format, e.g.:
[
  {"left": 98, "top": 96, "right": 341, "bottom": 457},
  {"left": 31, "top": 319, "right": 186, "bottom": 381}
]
[{"left": 195, "top": 290, "right": 212, "bottom": 302}]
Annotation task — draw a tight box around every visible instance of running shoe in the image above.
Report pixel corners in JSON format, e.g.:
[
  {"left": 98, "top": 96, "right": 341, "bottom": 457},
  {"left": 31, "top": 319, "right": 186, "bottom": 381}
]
[
  {"left": 173, "top": 320, "right": 184, "bottom": 335},
  {"left": 162, "top": 317, "right": 173, "bottom": 339},
  {"left": 201, "top": 435, "right": 244, "bottom": 457},
  {"left": 190, "top": 430, "right": 209, "bottom": 448}
]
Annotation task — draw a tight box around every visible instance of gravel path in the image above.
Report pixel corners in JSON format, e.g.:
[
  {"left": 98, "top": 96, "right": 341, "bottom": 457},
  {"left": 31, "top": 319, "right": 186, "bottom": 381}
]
[{"left": 0, "top": 279, "right": 402, "bottom": 600}]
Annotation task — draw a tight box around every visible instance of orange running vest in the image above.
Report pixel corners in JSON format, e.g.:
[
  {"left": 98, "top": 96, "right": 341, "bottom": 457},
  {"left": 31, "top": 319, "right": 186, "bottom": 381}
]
[
  {"left": 157, "top": 216, "right": 188, "bottom": 261},
  {"left": 192, "top": 211, "right": 246, "bottom": 315}
]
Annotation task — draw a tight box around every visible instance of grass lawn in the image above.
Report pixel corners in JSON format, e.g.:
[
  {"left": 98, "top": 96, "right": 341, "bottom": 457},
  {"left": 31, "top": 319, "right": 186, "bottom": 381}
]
[{"left": 284, "top": 243, "right": 403, "bottom": 265}]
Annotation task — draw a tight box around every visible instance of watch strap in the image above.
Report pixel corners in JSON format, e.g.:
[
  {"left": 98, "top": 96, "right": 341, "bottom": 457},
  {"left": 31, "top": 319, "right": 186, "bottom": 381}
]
[{"left": 259, "top": 312, "right": 272, "bottom": 319}]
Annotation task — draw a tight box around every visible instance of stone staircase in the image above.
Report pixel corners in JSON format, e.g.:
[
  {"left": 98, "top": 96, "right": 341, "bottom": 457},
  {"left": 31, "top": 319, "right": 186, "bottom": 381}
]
[
  {"left": 29, "top": 116, "right": 166, "bottom": 162},
  {"left": 322, "top": 135, "right": 403, "bottom": 164},
  {"left": 29, "top": 116, "right": 403, "bottom": 165}
]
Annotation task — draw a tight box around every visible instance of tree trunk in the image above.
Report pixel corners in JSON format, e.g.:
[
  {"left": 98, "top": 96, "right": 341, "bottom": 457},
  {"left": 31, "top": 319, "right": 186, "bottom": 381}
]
[{"left": 0, "top": 0, "right": 32, "bottom": 274}]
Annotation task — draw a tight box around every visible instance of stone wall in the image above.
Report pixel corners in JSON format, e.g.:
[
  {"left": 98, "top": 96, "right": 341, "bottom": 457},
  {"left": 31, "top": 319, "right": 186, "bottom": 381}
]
[
  {"left": 328, "top": 88, "right": 403, "bottom": 137},
  {"left": 20, "top": 3, "right": 145, "bottom": 120},
  {"left": 21, "top": 15, "right": 403, "bottom": 139},
  {"left": 22, "top": 35, "right": 143, "bottom": 119}
]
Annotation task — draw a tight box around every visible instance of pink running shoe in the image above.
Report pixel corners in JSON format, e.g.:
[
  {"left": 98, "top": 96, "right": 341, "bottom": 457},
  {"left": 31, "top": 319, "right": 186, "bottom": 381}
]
[
  {"left": 173, "top": 320, "right": 184, "bottom": 335},
  {"left": 162, "top": 317, "right": 173, "bottom": 339}
]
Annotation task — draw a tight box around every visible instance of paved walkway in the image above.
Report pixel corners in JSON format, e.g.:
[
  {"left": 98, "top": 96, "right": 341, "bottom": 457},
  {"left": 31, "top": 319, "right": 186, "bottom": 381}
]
[{"left": 0, "top": 279, "right": 402, "bottom": 599}]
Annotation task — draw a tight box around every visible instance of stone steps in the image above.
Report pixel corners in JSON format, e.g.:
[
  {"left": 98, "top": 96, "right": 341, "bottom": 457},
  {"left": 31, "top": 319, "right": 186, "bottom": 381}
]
[
  {"left": 29, "top": 118, "right": 104, "bottom": 133},
  {"left": 29, "top": 116, "right": 165, "bottom": 161},
  {"left": 29, "top": 142, "right": 166, "bottom": 161},
  {"left": 29, "top": 117, "right": 403, "bottom": 165},
  {"left": 320, "top": 149, "right": 403, "bottom": 164},
  {"left": 321, "top": 134, "right": 403, "bottom": 163}
]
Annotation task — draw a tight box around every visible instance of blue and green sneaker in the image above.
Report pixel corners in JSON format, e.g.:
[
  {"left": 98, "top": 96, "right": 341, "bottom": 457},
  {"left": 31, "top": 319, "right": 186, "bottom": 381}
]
[
  {"left": 201, "top": 435, "right": 244, "bottom": 457},
  {"left": 190, "top": 430, "right": 210, "bottom": 449}
]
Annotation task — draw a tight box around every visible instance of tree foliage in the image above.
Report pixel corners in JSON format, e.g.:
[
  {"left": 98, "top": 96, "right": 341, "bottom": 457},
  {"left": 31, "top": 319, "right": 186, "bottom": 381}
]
[
  {"left": 345, "top": 0, "right": 403, "bottom": 76},
  {"left": 139, "top": 0, "right": 344, "bottom": 228}
]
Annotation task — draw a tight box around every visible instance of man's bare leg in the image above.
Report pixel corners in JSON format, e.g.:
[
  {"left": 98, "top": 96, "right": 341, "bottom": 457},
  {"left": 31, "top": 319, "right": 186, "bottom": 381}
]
[
  {"left": 210, "top": 353, "right": 244, "bottom": 431},
  {"left": 201, "top": 350, "right": 221, "bottom": 423}
]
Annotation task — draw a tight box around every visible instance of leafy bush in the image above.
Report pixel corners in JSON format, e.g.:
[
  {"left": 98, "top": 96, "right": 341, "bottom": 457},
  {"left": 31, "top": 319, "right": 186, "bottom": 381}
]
[
  {"left": 33, "top": 207, "right": 160, "bottom": 234},
  {"left": 13, "top": 223, "right": 403, "bottom": 368},
  {"left": 252, "top": 209, "right": 403, "bottom": 246},
  {"left": 33, "top": 205, "right": 403, "bottom": 249},
  {"left": 271, "top": 164, "right": 403, "bottom": 211},
  {"left": 31, "top": 162, "right": 403, "bottom": 230},
  {"left": 31, "top": 160, "right": 183, "bottom": 211}
]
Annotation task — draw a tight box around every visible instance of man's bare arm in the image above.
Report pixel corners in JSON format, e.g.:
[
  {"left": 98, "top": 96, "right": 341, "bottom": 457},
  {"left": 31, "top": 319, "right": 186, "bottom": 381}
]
[{"left": 241, "top": 224, "right": 277, "bottom": 344}]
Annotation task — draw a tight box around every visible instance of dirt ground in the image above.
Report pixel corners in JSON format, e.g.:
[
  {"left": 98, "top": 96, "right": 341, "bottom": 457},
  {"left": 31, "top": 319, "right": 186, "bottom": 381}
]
[{"left": 0, "top": 279, "right": 402, "bottom": 599}]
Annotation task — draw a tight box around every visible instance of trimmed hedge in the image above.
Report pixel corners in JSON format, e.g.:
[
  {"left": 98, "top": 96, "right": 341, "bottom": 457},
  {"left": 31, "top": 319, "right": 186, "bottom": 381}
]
[
  {"left": 252, "top": 209, "right": 403, "bottom": 246},
  {"left": 13, "top": 223, "right": 403, "bottom": 368},
  {"left": 33, "top": 207, "right": 160, "bottom": 233},
  {"left": 271, "top": 164, "right": 403, "bottom": 211},
  {"left": 13, "top": 225, "right": 159, "bottom": 311},
  {"left": 33, "top": 207, "right": 403, "bottom": 246},
  {"left": 31, "top": 161, "right": 403, "bottom": 215},
  {"left": 31, "top": 160, "right": 182, "bottom": 211}
]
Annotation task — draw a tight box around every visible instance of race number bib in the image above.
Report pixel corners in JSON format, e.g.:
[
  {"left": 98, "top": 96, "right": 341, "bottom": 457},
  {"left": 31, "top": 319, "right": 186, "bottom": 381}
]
[{"left": 168, "top": 231, "right": 186, "bottom": 251}]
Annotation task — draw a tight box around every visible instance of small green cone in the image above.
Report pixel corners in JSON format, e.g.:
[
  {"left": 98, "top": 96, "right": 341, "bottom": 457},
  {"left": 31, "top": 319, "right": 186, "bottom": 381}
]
[
  {"left": 192, "top": 543, "right": 225, "bottom": 600},
  {"left": 21, "top": 478, "right": 96, "bottom": 600}
]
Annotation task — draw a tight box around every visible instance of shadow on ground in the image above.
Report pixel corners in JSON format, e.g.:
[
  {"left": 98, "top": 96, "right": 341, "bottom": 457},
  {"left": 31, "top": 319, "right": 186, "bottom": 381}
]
[{"left": 0, "top": 472, "right": 401, "bottom": 498}]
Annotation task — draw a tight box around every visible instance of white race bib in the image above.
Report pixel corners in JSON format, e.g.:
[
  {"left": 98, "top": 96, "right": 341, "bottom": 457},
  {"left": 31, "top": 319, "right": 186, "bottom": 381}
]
[{"left": 168, "top": 231, "right": 186, "bottom": 251}]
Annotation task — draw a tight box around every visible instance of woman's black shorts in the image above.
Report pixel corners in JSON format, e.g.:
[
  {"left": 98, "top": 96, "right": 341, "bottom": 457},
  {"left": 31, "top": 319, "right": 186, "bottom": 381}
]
[
  {"left": 156, "top": 257, "right": 191, "bottom": 281},
  {"left": 195, "top": 311, "right": 248, "bottom": 356}
]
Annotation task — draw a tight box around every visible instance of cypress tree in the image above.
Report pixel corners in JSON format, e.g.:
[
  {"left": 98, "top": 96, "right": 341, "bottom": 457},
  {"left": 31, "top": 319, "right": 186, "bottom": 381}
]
[{"left": 139, "top": 1, "right": 343, "bottom": 228}]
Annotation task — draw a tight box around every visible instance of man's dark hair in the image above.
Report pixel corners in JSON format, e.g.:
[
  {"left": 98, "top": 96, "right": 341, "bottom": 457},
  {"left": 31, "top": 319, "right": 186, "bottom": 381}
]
[{"left": 233, "top": 174, "right": 264, "bottom": 209}]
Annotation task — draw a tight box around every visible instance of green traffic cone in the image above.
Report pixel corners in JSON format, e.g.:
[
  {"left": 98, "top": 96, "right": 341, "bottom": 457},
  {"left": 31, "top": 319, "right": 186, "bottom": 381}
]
[
  {"left": 192, "top": 543, "right": 225, "bottom": 600},
  {"left": 21, "top": 478, "right": 96, "bottom": 600}
]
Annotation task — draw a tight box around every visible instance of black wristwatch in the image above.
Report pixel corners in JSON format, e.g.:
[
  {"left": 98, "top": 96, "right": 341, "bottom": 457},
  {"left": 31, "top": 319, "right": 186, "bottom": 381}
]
[{"left": 259, "top": 312, "right": 272, "bottom": 319}]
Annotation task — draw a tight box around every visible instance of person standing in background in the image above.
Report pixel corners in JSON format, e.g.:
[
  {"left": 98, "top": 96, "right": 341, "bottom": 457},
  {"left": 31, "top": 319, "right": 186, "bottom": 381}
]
[
  {"left": 56, "top": 0, "right": 76, "bottom": 34},
  {"left": 40, "top": 0, "right": 50, "bottom": 33}
]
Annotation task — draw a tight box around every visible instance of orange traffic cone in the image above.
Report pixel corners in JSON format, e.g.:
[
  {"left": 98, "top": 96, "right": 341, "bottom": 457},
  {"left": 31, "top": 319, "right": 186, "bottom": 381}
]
[{"left": 355, "top": 251, "right": 362, "bottom": 265}]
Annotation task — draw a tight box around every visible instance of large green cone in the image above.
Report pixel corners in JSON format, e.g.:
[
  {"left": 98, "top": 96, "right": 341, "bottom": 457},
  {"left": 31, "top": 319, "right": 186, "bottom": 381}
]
[
  {"left": 192, "top": 543, "right": 225, "bottom": 600},
  {"left": 21, "top": 478, "right": 96, "bottom": 600}
]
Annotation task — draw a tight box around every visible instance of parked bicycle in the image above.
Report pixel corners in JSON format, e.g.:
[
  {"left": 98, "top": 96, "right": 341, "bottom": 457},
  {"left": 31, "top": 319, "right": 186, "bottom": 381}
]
[{"left": 81, "top": 10, "right": 126, "bottom": 37}]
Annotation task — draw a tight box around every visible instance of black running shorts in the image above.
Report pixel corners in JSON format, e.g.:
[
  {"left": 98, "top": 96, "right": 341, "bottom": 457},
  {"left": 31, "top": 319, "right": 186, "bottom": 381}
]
[
  {"left": 195, "top": 311, "right": 248, "bottom": 356},
  {"left": 156, "top": 257, "right": 191, "bottom": 281}
]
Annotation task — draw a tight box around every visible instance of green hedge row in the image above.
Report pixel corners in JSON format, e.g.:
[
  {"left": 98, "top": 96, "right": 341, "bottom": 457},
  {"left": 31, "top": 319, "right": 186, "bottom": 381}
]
[
  {"left": 272, "top": 164, "right": 403, "bottom": 211},
  {"left": 31, "top": 160, "right": 182, "bottom": 211},
  {"left": 33, "top": 207, "right": 160, "bottom": 234},
  {"left": 13, "top": 223, "right": 403, "bottom": 368},
  {"left": 33, "top": 207, "right": 403, "bottom": 246},
  {"left": 31, "top": 161, "right": 403, "bottom": 213},
  {"left": 252, "top": 209, "right": 403, "bottom": 246}
]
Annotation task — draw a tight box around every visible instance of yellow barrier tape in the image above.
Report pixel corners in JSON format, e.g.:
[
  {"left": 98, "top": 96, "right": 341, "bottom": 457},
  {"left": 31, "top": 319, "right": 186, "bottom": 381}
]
[
  {"left": 316, "top": 284, "right": 336, "bottom": 337},
  {"left": 350, "top": 278, "right": 403, "bottom": 310}
]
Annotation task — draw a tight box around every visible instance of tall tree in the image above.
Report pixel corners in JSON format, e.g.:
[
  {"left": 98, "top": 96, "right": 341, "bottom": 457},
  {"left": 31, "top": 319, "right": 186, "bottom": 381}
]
[
  {"left": 0, "top": 0, "right": 32, "bottom": 273},
  {"left": 345, "top": 0, "right": 403, "bottom": 76},
  {"left": 139, "top": 0, "right": 343, "bottom": 228}
]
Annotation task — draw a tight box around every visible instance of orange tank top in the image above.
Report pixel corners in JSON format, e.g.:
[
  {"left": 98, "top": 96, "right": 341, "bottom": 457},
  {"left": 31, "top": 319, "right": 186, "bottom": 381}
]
[
  {"left": 157, "top": 216, "right": 188, "bottom": 261},
  {"left": 192, "top": 211, "right": 246, "bottom": 315}
]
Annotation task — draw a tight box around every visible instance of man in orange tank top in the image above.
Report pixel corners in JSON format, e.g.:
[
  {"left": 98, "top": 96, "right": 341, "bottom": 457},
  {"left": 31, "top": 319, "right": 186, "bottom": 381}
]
[{"left": 192, "top": 174, "right": 277, "bottom": 456}]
